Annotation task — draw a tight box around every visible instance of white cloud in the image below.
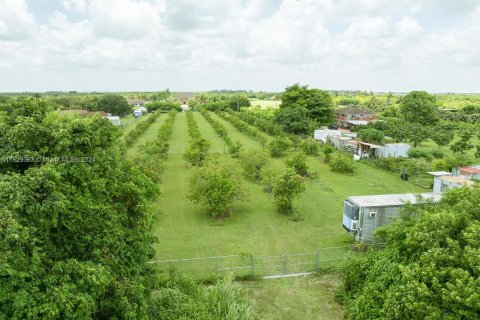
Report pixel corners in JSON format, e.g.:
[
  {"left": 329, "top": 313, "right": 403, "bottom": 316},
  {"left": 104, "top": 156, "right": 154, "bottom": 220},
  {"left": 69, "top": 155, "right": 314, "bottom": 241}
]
[
  {"left": 88, "top": 0, "right": 163, "bottom": 39},
  {"left": 59, "top": 0, "right": 87, "bottom": 13},
  {"left": 1, "top": 0, "right": 480, "bottom": 92},
  {"left": 0, "top": 0, "right": 35, "bottom": 40}
]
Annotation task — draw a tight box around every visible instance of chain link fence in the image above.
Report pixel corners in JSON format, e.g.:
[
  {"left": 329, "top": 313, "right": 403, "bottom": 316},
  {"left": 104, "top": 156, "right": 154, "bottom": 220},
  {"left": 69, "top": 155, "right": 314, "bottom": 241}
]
[{"left": 148, "top": 245, "right": 352, "bottom": 279}]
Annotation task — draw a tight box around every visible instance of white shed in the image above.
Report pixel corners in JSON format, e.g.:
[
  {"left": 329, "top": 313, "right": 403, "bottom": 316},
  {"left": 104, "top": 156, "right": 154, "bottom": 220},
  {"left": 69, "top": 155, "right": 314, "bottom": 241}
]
[
  {"left": 428, "top": 171, "right": 475, "bottom": 194},
  {"left": 133, "top": 109, "right": 143, "bottom": 118},
  {"left": 314, "top": 129, "right": 341, "bottom": 143},
  {"left": 106, "top": 116, "right": 121, "bottom": 126},
  {"left": 376, "top": 143, "right": 411, "bottom": 158}
]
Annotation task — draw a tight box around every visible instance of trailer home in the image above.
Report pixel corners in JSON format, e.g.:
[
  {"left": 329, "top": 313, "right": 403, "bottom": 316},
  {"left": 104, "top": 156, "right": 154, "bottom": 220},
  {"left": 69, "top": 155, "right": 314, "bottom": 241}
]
[{"left": 342, "top": 193, "right": 442, "bottom": 242}]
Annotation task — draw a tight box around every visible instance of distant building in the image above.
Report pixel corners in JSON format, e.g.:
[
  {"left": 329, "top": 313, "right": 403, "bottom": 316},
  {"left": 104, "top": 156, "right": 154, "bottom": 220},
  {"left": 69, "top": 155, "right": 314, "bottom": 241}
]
[
  {"left": 106, "top": 116, "right": 121, "bottom": 126},
  {"left": 452, "top": 165, "right": 480, "bottom": 181},
  {"left": 127, "top": 99, "right": 146, "bottom": 107},
  {"left": 428, "top": 171, "right": 476, "bottom": 193},
  {"left": 335, "top": 107, "right": 377, "bottom": 128},
  {"left": 314, "top": 129, "right": 341, "bottom": 143}
]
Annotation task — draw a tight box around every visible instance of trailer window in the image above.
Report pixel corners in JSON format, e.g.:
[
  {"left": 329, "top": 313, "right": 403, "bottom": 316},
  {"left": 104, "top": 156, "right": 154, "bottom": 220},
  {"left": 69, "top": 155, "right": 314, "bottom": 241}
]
[{"left": 344, "top": 201, "right": 359, "bottom": 219}]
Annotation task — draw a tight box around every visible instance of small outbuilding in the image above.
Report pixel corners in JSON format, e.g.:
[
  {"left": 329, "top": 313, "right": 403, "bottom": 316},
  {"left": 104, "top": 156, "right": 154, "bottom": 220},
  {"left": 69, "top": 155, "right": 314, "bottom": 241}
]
[
  {"left": 314, "top": 129, "right": 341, "bottom": 143},
  {"left": 106, "top": 116, "right": 121, "bottom": 126},
  {"left": 452, "top": 165, "right": 480, "bottom": 181},
  {"left": 428, "top": 171, "right": 475, "bottom": 193},
  {"left": 342, "top": 192, "right": 442, "bottom": 242}
]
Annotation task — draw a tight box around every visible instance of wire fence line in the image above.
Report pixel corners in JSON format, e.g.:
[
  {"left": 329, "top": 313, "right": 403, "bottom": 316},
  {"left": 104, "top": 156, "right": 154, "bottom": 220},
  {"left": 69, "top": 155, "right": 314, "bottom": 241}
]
[{"left": 148, "top": 245, "right": 362, "bottom": 279}]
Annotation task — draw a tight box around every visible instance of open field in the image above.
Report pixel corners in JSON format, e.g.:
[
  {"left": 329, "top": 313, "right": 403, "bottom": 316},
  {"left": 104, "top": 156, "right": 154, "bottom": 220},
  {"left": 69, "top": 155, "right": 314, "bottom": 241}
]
[
  {"left": 242, "top": 274, "right": 344, "bottom": 320},
  {"left": 249, "top": 99, "right": 280, "bottom": 109}
]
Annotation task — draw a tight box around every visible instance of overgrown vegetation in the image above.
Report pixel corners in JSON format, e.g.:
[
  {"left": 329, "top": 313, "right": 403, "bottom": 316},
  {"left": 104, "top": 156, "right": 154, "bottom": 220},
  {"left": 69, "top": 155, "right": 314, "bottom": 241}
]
[{"left": 339, "top": 187, "right": 480, "bottom": 319}]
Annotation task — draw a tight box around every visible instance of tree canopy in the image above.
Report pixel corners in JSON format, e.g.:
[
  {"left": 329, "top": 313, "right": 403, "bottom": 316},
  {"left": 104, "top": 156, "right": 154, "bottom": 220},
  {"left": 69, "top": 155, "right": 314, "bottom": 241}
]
[
  {"left": 276, "top": 84, "right": 334, "bottom": 134},
  {"left": 400, "top": 91, "right": 439, "bottom": 125},
  {"left": 0, "top": 98, "right": 157, "bottom": 318},
  {"left": 95, "top": 94, "right": 131, "bottom": 116},
  {"left": 341, "top": 187, "right": 480, "bottom": 319}
]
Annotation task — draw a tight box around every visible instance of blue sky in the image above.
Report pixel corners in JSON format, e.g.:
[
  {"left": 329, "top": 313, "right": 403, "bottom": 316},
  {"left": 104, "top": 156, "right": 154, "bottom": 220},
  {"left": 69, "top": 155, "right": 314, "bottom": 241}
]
[{"left": 1, "top": 0, "right": 479, "bottom": 92}]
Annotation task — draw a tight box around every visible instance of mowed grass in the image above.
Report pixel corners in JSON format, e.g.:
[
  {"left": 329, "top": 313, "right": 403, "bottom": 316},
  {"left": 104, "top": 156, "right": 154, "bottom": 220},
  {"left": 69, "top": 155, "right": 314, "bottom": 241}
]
[
  {"left": 126, "top": 114, "right": 165, "bottom": 158},
  {"left": 121, "top": 113, "right": 152, "bottom": 136},
  {"left": 152, "top": 111, "right": 423, "bottom": 260},
  {"left": 242, "top": 274, "right": 344, "bottom": 320}
]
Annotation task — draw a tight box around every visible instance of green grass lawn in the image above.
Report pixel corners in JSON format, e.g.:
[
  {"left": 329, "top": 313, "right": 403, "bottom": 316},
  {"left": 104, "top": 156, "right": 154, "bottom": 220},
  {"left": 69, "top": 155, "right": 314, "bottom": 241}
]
[
  {"left": 242, "top": 274, "right": 344, "bottom": 320},
  {"left": 121, "top": 113, "right": 152, "bottom": 136},
  {"left": 416, "top": 135, "right": 479, "bottom": 160},
  {"left": 126, "top": 114, "right": 165, "bottom": 158}
]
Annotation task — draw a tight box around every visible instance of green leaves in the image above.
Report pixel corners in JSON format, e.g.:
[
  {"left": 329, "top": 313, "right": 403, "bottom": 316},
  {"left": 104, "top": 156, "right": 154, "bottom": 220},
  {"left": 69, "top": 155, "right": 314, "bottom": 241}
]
[
  {"left": 187, "top": 159, "right": 247, "bottom": 218},
  {"left": 270, "top": 168, "right": 305, "bottom": 216},
  {"left": 0, "top": 98, "right": 159, "bottom": 319},
  {"left": 341, "top": 187, "right": 480, "bottom": 319}
]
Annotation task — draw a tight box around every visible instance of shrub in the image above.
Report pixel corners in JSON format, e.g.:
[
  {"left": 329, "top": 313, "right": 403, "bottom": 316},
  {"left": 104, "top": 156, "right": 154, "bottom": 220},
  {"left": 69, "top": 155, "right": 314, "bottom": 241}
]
[
  {"left": 187, "top": 159, "right": 247, "bottom": 217},
  {"left": 322, "top": 144, "right": 335, "bottom": 162},
  {"left": 432, "top": 154, "right": 473, "bottom": 171},
  {"left": 300, "top": 138, "right": 319, "bottom": 156},
  {"left": 240, "top": 150, "right": 270, "bottom": 181},
  {"left": 407, "top": 148, "right": 433, "bottom": 161},
  {"left": 329, "top": 152, "right": 357, "bottom": 174},
  {"left": 358, "top": 128, "right": 385, "bottom": 145},
  {"left": 184, "top": 138, "right": 211, "bottom": 167},
  {"left": 271, "top": 168, "right": 305, "bottom": 215},
  {"left": 149, "top": 274, "right": 255, "bottom": 320},
  {"left": 286, "top": 152, "right": 309, "bottom": 177},
  {"left": 146, "top": 101, "right": 181, "bottom": 112},
  {"left": 268, "top": 137, "right": 292, "bottom": 157},
  {"left": 432, "top": 149, "right": 445, "bottom": 159}
]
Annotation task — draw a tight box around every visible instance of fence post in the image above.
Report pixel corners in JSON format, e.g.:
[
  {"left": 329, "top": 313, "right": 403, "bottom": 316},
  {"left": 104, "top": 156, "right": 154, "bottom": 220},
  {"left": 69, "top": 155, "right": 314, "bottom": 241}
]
[
  {"left": 283, "top": 256, "right": 288, "bottom": 274},
  {"left": 315, "top": 249, "right": 320, "bottom": 272},
  {"left": 250, "top": 256, "right": 255, "bottom": 277}
]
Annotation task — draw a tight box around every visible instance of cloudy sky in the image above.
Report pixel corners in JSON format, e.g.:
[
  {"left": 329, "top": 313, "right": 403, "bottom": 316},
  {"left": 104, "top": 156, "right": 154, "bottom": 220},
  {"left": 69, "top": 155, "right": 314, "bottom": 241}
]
[{"left": 1, "top": 0, "right": 480, "bottom": 92}]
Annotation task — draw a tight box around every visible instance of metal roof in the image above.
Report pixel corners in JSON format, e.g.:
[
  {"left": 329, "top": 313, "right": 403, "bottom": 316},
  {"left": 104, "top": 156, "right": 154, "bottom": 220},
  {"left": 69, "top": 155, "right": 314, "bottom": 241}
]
[
  {"left": 346, "top": 120, "right": 369, "bottom": 125},
  {"left": 427, "top": 171, "right": 452, "bottom": 177},
  {"left": 347, "top": 193, "right": 442, "bottom": 207}
]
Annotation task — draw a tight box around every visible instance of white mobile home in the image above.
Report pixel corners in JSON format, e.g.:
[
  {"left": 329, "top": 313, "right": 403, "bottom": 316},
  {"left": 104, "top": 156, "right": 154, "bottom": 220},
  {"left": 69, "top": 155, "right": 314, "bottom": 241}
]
[
  {"left": 376, "top": 143, "right": 410, "bottom": 158},
  {"left": 342, "top": 193, "right": 442, "bottom": 242}
]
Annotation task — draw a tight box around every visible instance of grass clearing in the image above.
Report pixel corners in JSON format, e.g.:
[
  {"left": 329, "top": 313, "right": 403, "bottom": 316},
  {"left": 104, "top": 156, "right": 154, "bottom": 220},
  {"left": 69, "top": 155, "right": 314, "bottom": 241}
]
[
  {"left": 126, "top": 114, "right": 165, "bottom": 158},
  {"left": 242, "top": 274, "right": 344, "bottom": 320}
]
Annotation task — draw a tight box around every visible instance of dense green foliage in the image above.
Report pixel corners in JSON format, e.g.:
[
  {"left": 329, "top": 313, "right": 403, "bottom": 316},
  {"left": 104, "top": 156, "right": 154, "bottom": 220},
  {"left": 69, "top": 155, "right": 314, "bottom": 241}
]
[
  {"left": 0, "top": 97, "right": 157, "bottom": 319},
  {"left": 270, "top": 168, "right": 305, "bottom": 216},
  {"left": 300, "top": 138, "right": 320, "bottom": 156},
  {"left": 267, "top": 137, "right": 292, "bottom": 157},
  {"left": 95, "top": 94, "right": 131, "bottom": 116},
  {"left": 276, "top": 84, "right": 335, "bottom": 134},
  {"left": 187, "top": 159, "right": 247, "bottom": 217},
  {"left": 400, "top": 91, "right": 439, "bottom": 125},
  {"left": 358, "top": 128, "right": 385, "bottom": 145},
  {"left": 146, "top": 101, "right": 181, "bottom": 112},
  {"left": 286, "top": 152, "right": 309, "bottom": 177},
  {"left": 184, "top": 138, "right": 211, "bottom": 167},
  {"left": 341, "top": 187, "right": 480, "bottom": 319},
  {"left": 329, "top": 152, "right": 357, "bottom": 174},
  {"left": 149, "top": 275, "right": 255, "bottom": 320},
  {"left": 240, "top": 150, "right": 270, "bottom": 181}
]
